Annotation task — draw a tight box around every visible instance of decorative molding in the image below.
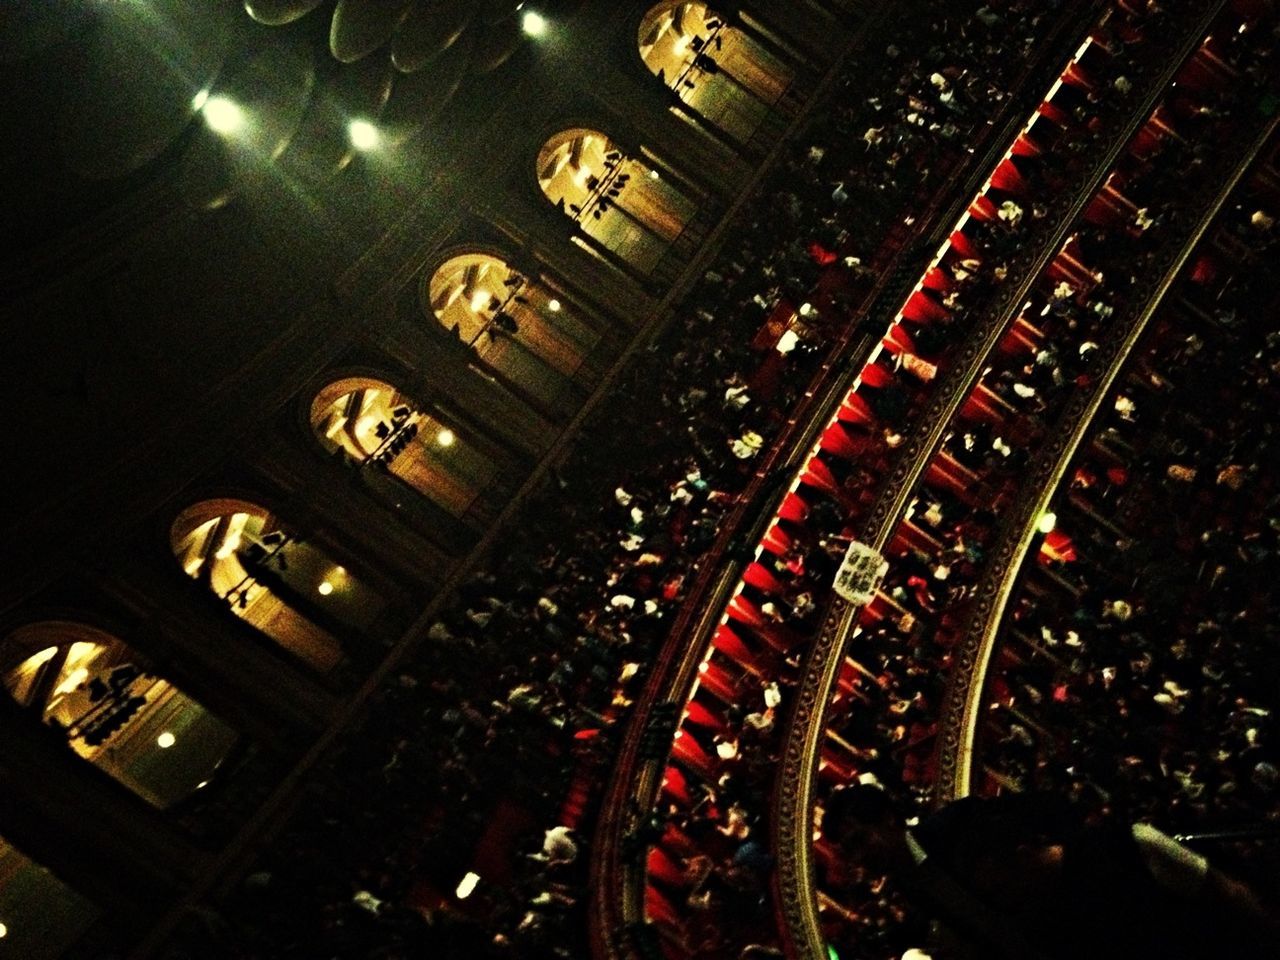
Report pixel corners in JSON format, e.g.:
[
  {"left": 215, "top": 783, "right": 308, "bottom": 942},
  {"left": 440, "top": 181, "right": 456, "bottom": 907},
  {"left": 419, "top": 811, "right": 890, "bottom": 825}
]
[
  {"left": 934, "top": 108, "right": 1280, "bottom": 804},
  {"left": 772, "top": 4, "right": 1230, "bottom": 956}
]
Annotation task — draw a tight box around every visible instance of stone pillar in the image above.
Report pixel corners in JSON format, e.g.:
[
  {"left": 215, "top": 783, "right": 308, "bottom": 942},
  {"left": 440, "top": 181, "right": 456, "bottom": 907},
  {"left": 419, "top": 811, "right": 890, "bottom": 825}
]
[
  {"left": 373, "top": 324, "right": 558, "bottom": 467},
  {"left": 737, "top": 0, "right": 854, "bottom": 69},
  {"left": 486, "top": 198, "right": 662, "bottom": 323},
  {"left": 83, "top": 552, "right": 340, "bottom": 740},
  {"left": 250, "top": 425, "right": 461, "bottom": 577},
  {"left": 0, "top": 699, "right": 205, "bottom": 926}
]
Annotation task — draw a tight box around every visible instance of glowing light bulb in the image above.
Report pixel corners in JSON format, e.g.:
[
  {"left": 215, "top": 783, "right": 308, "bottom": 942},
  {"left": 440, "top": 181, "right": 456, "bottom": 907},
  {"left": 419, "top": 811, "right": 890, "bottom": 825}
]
[
  {"left": 547, "top": 298, "right": 562, "bottom": 312},
  {"left": 157, "top": 732, "right": 176, "bottom": 749},
  {"left": 318, "top": 581, "right": 334, "bottom": 596},
  {"left": 349, "top": 119, "right": 379, "bottom": 151},
  {"left": 522, "top": 11, "right": 548, "bottom": 36},
  {"left": 649, "top": 169, "right": 661, "bottom": 180},
  {"left": 437, "top": 428, "right": 456, "bottom": 447},
  {"left": 456, "top": 871, "right": 481, "bottom": 899},
  {"left": 202, "top": 96, "right": 243, "bottom": 134},
  {"left": 0, "top": 922, "right": 8, "bottom": 938},
  {"left": 1038, "top": 512, "right": 1057, "bottom": 534}
]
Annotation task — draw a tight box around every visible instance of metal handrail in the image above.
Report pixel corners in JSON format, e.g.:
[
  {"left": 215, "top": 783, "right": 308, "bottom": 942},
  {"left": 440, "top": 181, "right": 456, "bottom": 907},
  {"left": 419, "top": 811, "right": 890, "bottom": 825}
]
[
  {"left": 772, "top": 4, "right": 1229, "bottom": 956},
  {"left": 936, "top": 109, "right": 1280, "bottom": 803}
]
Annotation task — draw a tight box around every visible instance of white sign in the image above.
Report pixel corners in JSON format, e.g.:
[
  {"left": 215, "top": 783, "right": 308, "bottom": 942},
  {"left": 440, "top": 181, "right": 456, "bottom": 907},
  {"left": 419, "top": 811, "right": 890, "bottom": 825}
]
[{"left": 833, "top": 541, "right": 888, "bottom": 605}]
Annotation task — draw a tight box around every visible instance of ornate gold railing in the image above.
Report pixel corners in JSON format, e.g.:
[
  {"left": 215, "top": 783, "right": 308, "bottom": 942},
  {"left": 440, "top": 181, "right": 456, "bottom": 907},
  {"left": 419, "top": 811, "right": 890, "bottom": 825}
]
[
  {"left": 773, "top": 3, "right": 1230, "bottom": 956},
  {"left": 934, "top": 108, "right": 1280, "bottom": 804},
  {"left": 586, "top": 0, "right": 1115, "bottom": 954}
]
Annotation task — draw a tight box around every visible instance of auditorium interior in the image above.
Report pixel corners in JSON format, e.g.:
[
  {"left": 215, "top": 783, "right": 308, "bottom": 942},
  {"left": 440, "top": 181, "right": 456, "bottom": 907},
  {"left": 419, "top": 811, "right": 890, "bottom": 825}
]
[{"left": 2, "top": 0, "right": 1279, "bottom": 958}]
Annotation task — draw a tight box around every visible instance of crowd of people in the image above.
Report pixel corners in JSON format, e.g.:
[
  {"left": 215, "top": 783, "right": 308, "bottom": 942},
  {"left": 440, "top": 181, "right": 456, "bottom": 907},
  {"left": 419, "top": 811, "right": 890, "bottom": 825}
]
[
  {"left": 801, "top": 14, "right": 1278, "bottom": 960},
  {"left": 979, "top": 174, "right": 1280, "bottom": 892},
  {"left": 155, "top": 2, "right": 1280, "bottom": 960},
  {"left": 638, "top": 2, "right": 1235, "bottom": 957}
]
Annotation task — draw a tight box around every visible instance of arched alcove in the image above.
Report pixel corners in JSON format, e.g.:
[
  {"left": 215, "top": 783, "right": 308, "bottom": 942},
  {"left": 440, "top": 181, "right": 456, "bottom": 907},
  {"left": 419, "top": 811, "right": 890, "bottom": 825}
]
[
  {"left": 0, "top": 833, "right": 98, "bottom": 960},
  {"left": 536, "top": 128, "right": 696, "bottom": 274},
  {"left": 638, "top": 2, "right": 792, "bottom": 142},
  {"left": 427, "top": 252, "right": 599, "bottom": 411},
  {"left": 309, "top": 378, "right": 497, "bottom": 522},
  {"left": 169, "top": 499, "right": 381, "bottom": 672},
  {"left": 1, "top": 621, "right": 239, "bottom": 810}
]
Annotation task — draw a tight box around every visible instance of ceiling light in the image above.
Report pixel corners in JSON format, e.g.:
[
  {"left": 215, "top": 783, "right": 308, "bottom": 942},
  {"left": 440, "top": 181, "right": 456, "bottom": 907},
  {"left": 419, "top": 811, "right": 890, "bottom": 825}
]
[
  {"left": 202, "top": 97, "right": 243, "bottom": 134},
  {"left": 318, "top": 581, "right": 334, "bottom": 596},
  {"left": 1038, "top": 512, "right": 1057, "bottom": 534},
  {"left": 437, "top": 428, "right": 456, "bottom": 447},
  {"left": 522, "top": 11, "right": 548, "bottom": 36},
  {"left": 349, "top": 119, "right": 379, "bottom": 151},
  {"left": 456, "top": 871, "right": 480, "bottom": 899},
  {"left": 547, "top": 298, "right": 562, "bottom": 312},
  {"left": 157, "top": 732, "right": 176, "bottom": 749}
]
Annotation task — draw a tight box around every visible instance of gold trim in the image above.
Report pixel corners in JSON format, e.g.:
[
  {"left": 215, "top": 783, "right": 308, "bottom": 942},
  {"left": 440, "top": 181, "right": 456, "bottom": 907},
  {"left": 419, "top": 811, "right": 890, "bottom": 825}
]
[
  {"left": 937, "top": 109, "right": 1280, "bottom": 803},
  {"left": 774, "top": 5, "right": 1230, "bottom": 956}
]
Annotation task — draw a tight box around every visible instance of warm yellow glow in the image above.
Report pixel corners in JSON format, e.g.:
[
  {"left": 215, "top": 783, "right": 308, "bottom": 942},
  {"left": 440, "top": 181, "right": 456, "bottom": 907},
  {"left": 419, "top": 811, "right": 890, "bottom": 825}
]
[
  {"left": 436, "top": 428, "right": 456, "bottom": 448},
  {"left": 336, "top": 566, "right": 346, "bottom": 575},
  {"left": 191, "top": 89, "right": 210, "bottom": 111},
  {"left": 673, "top": 34, "right": 691, "bottom": 56},
  {"left": 469, "top": 289, "right": 492, "bottom": 313},
  {"left": 573, "top": 165, "right": 592, "bottom": 188},
  {"left": 157, "top": 732, "right": 176, "bottom": 749},
  {"left": 0, "top": 922, "right": 7, "bottom": 938},
  {"left": 214, "top": 533, "right": 241, "bottom": 560},
  {"left": 202, "top": 96, "right": 243, "bottom": 134},
  {"left": 1038, "top": 512, "right": 1057, "bottom": 534},
  {"left": 53, "top": 666, "right": 89, "bottom": 699},
  {"left": 522, "top": 11, "right": 548, "bottom": 36},
  {"left": 456, "top": 871, "right": 481, "bottom": 899},
  {"left": 649, "top": 168, "right": 661, "bottom": 180},
  {"left": 354, "top": 414, "right": 380, "bottom": 441},
  {"left": 348, "top": 119, "right": 379, "bottom": 151},
  {"left": 318, "top": 581, "right": 334, "bottom": 596},
  {"left": 19, "top": 647, "right": 57, "bottom": 674},
  {"left": 547, "top": 298, "right": 562, "bottom": 312}
]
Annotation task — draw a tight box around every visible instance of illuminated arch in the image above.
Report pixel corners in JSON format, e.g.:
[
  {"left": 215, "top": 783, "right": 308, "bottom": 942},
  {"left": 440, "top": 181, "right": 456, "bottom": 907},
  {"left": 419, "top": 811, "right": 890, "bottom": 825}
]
[
  {"left": 309, "top": 377, "right": 496, "bottom": 521},
  {"left": 1, "top": 621, "right": 238, "bottom": 810},
  {"left": 536, "top": 128, "right": 696, "bottom": 274},
  {"left": 427, "top": 252, "right": 599, "bottom": 407},
  {"left": 170, "top": 499, "right": 376, "bottom": 672},
  {"left": 638, "top": 2, "right": 792, "bottom": 141}
]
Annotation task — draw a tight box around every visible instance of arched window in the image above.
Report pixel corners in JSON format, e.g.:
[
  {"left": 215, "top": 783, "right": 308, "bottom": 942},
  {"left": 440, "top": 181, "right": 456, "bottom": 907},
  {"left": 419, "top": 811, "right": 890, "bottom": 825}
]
[
  {"left": 1, "top": 622, "right": 238, "bottom": 809},
  {"left": 170, "top": 500, "right": 382, "bottom": 672},
  {"left": 537, "top": 128, "right": 696, "bottom": 274},
  {"left": 638, "top": 3, "right": 792, "bottom": 141},
  {"left": 310, "top": 378, "right": 496, "bottom": 522},
  {"left": 427, "top": 252, "right": 599, "bottom": 411},
  {"left": 0, "top": 834, "right": 98, "bottom": 960}
]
